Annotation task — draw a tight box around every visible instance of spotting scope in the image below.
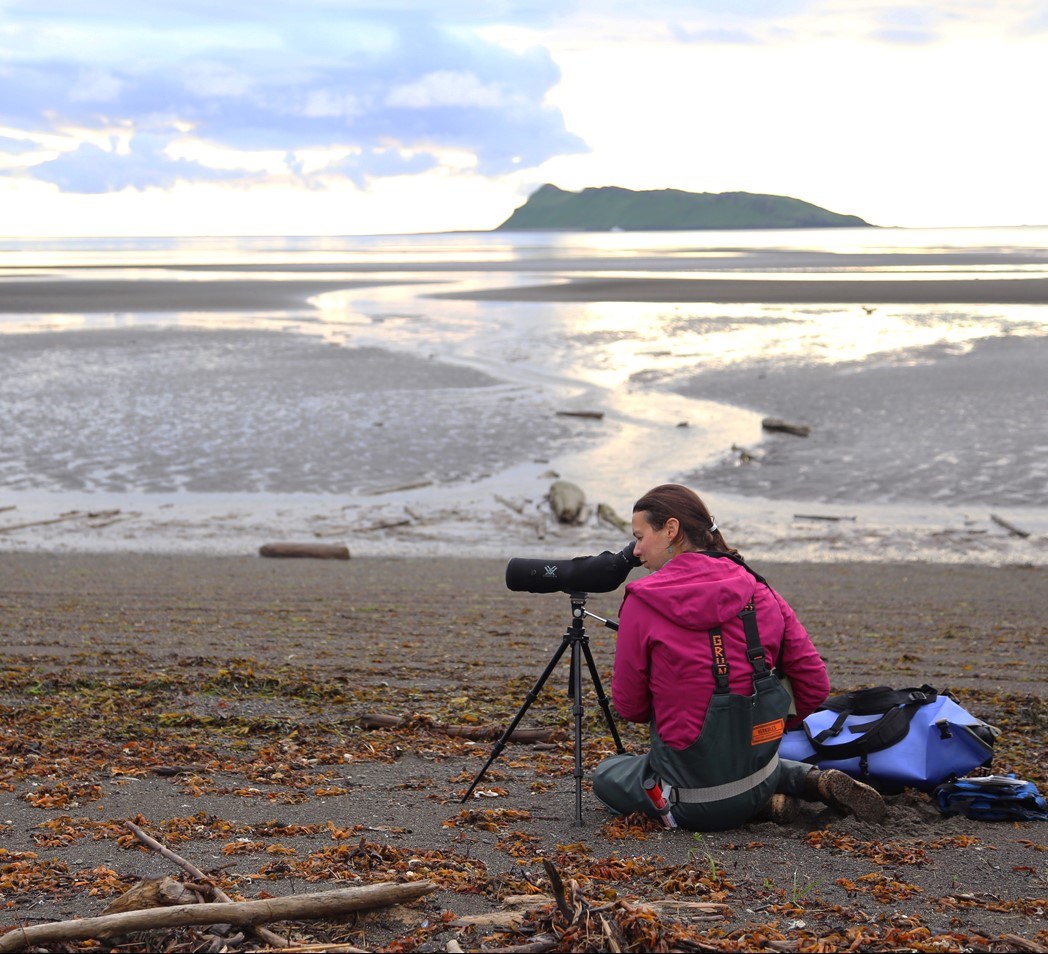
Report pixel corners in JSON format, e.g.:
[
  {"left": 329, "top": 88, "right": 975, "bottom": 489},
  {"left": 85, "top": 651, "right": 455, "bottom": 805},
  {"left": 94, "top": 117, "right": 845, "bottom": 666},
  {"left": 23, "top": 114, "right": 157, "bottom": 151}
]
[{"left": 505, "top": 540, "right": 640, "bottom": 594}]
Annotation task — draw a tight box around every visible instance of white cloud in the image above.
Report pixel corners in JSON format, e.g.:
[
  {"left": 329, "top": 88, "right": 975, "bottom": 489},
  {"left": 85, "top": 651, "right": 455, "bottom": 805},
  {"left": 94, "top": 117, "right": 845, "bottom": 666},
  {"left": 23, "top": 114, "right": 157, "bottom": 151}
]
[{"left": 386, "top": 70, "right": 506, "bottom": 108}]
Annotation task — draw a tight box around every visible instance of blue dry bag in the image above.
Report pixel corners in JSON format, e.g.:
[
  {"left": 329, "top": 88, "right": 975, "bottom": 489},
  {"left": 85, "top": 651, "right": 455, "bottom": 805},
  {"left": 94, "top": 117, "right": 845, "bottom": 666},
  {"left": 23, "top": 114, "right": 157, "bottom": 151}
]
[{"left": 778, "top": 685, "right": 996, "bottom": 793}]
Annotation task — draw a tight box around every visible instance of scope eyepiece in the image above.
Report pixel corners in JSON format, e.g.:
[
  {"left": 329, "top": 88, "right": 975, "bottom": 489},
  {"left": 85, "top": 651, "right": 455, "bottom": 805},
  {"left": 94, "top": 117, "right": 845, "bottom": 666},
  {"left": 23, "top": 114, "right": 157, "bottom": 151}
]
[{"left": 504, "top": 540, "right": 640, "bottom": 594}]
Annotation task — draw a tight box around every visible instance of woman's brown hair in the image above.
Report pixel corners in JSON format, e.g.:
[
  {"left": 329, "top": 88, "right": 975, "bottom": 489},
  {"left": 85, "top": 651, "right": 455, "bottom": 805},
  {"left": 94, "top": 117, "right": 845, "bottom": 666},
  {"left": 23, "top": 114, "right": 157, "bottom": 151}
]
[{"left": 633, "top": 483, "right": 738, "bottom": 556}]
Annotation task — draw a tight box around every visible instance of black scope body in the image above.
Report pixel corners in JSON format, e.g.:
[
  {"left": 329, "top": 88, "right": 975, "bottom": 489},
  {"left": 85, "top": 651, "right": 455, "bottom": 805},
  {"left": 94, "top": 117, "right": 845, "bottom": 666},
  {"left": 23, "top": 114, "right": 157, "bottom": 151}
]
[{"left": 505, "top": 540, "right": 641, "bottom": 594}]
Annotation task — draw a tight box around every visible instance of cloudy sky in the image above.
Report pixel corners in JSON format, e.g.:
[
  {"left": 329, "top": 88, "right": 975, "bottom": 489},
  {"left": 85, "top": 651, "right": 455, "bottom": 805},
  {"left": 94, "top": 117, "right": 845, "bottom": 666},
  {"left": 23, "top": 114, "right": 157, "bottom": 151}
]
[{"left": 1, "top": 1, "right": 1046, "bottom": 236}]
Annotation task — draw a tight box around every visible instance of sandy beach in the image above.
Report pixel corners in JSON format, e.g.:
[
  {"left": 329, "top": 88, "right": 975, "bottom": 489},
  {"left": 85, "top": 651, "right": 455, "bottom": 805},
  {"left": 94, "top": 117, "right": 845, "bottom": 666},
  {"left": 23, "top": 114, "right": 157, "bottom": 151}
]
[{"left": 0, "top": 553, "right": 1045, "bottom": 952}]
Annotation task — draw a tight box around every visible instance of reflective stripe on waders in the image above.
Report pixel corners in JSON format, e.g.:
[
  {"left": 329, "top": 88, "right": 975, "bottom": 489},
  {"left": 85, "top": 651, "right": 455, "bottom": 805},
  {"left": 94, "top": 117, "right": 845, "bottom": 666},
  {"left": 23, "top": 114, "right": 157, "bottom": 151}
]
[{"left": 671, "top": 752, "right": 780, "bottom": 804}]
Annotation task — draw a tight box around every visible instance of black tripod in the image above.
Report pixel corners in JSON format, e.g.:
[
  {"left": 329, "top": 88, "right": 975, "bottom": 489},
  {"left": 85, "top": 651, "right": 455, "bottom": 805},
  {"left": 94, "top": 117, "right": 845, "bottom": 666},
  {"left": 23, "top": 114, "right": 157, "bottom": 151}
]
[{"left": 461, "top": 592, "right": 625, "bottom": 825}]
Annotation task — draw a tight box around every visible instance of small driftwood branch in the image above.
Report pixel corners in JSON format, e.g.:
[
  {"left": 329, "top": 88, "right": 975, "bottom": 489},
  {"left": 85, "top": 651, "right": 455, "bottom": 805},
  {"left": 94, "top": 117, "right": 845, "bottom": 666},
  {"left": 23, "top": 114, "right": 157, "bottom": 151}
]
[
  {"left": 125, "top": 819, "right": 290, "bottom": 949},
  {"left": 993, "top": 934, "right": 1048, "bottom": 953},
  {"left": 794, "top": 513, "right": 857, "bottom": 522},
  {"left": 731, "top": 443, "right": 764, "bottom": 463},
  {"left": 254, "top": 945, "right": 368, "bottom": 953},
  {"left": 762, "top": 417, "right": 811, "bottom": 437},
  {"left": 596, "top": 503, "right": 628, "bottom": 532},
  {"left": 495, "top": 494, "right": 526, "bottom": 515},
  {"left": 357, "top": 713, "right": 566, "bottom": 744},
  {"left": 542, "top": 859, "right": 573, "bottom": 923},
  {"left": 359, "top": 519, "right": 412, "bottom": 533},
  {"left": 0, "top": 511, "right": 89, "bottom": 534},
  {"left": 259, "top": 542, "right": 350, "bottom": 560},
  {"left": 0, "top": 883, "right": 437, "bottom": 953},
  {"left": 259, "top": 945, "right": 368, "bottom": 953},
  {"left": 361, "top": 480, "right": 433, "bottom": 496},
  {"left": 479, "top": 937, "right": 559, "bottom": 954},
  {"left": 990, "top": 514, "right": 1031, "bottom": 538}
]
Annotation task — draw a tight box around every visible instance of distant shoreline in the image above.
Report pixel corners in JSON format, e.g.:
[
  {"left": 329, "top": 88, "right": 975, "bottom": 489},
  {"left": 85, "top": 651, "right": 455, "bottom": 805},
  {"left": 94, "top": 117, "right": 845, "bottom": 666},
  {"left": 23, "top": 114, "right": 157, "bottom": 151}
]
[
  {"left": 4, "top": 273, "right": 1048, "bottom": 314},
  {"left": 434, "top": 275, "right": 1048, "bottom": 305}
]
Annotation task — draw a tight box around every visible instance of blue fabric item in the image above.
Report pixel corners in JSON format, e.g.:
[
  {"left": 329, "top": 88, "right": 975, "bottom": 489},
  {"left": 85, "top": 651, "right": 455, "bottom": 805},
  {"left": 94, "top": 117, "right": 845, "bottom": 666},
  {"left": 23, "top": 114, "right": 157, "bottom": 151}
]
[
  {"left": 935, "top": 775, "right": 1048, "bottom": 821},
  {"left": 778, "top": 685, "right": 995, "bottom": 793}
]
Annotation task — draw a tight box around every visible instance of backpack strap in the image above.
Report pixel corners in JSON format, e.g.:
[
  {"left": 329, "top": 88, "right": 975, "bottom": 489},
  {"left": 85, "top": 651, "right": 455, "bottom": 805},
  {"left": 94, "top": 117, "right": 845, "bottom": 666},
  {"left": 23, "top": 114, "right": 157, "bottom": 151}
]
[
  {"left": 803, "top": 685, "right": 941, "bottom": 761},
  {"left": 821, "top": 685, "right": 938, "bottom": 716},
  {"left": 697, "top": 549, "right": 768, "bottom": 585}
]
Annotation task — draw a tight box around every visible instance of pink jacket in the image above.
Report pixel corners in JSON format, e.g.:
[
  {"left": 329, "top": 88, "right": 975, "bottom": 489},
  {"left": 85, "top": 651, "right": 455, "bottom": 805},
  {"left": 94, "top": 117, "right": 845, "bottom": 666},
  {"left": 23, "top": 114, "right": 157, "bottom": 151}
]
[{"left": 611, "top": 552, "right": 830, "bottom": 750}]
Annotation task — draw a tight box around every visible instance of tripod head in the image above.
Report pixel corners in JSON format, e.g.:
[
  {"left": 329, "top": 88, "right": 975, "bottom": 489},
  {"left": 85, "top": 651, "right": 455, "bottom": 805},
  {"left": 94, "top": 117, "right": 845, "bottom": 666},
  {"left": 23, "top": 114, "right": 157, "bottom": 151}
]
[{"left": 568, "top": 592, "right": 619, "bottom": 632}]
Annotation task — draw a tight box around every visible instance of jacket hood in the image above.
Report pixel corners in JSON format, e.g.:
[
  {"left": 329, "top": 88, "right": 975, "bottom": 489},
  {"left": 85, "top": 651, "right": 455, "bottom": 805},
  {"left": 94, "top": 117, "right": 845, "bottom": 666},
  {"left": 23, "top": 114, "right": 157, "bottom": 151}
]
[{"left": 624, "top": 551, "right": 757, "bottom": 630}]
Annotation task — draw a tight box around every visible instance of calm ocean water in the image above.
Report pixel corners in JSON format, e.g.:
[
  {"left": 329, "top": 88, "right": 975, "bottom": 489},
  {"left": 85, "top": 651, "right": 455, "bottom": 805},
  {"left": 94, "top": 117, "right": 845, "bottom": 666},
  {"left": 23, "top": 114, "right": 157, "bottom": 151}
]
[{"left": 1, "top": 226, "right": 1045, "bottom": 563}]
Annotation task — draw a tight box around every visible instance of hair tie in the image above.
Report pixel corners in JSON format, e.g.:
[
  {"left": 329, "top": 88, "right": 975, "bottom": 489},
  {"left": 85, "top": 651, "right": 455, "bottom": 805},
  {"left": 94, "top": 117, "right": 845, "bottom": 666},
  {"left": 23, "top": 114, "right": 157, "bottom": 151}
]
[{"left": 709, "top": 519, "right": 718, "bottom": 534}]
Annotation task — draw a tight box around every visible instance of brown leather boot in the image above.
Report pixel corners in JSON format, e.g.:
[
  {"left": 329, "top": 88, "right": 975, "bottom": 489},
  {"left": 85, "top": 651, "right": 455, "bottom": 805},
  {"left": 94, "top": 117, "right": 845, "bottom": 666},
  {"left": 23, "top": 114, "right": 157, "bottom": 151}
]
[
  {"left": 804, "top": 769, "right": 886, "bottom": 823},
  {"left": 754, "top": 793, "right": 800, "bottom": 824}
]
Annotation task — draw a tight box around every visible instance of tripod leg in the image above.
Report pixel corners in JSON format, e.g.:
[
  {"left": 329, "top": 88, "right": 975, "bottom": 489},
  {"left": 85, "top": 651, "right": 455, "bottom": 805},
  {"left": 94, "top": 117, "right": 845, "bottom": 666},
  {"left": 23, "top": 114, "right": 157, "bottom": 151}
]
[
  {"left": 460, "top": 634, "right": 571, "bottom": 803},
  {"left": 580, "top": 639, "right": 626, "bottom": 755},
  {"left": 571, "top": 640, "right": 584, "bottom": 825}
]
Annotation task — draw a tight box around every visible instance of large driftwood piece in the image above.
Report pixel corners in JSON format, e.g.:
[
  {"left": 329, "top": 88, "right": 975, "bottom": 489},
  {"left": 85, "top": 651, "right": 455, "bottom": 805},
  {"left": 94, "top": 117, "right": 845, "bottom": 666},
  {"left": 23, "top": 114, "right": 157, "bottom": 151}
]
[
  {"left": 0, "top": 883, "right": 437, "bottom": 953},
  {"left": 549, "top": 480, "right": 585, "bottom": 524},
  {"left": 761, "top": 417, "right": 811, "bottom": 437},
  {"left": 358, "top": 712, "right": 566, "bottom": 743}
]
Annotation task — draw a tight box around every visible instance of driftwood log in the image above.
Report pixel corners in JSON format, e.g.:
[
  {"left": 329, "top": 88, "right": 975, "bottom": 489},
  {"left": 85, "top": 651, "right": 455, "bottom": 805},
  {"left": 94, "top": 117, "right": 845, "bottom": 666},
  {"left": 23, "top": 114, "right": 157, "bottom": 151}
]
[
  {"left": 761, "top": 417, "right": 811, "bottom": 437},
  {"left": 555, "top": 409, "right": 605, "bottom": 420},
  {"left": 259, "top": 542, "right": 350, "bottom": 560},
  {"left": 549, "top": 480, "right": 585, "bottom": 524},
  {"left": 358, "top": 713, "right": 567, "bottom": 744},
  {"left": 0, "top": 883, "right": 437, "bottom": 953}
]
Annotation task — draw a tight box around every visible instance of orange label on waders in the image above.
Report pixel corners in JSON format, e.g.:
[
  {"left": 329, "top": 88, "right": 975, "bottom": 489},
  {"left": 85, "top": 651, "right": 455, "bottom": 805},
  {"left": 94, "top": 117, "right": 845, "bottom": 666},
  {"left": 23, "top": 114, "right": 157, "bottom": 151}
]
[{"left": 751, "top": 718, "right": 785, "bottom": 745}]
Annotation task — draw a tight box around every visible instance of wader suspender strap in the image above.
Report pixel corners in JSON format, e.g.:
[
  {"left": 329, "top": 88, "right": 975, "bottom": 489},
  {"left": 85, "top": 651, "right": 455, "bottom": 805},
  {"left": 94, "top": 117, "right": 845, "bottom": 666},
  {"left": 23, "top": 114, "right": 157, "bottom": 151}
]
[
  {"left": 739, "top": 599, "right": 769, "bottom": 677},
  {"left": 708, "top": 627, "right": 730, "bottom": 693},
  {"left": 707, "top": 598, "right": 764, "bottom": 693}
]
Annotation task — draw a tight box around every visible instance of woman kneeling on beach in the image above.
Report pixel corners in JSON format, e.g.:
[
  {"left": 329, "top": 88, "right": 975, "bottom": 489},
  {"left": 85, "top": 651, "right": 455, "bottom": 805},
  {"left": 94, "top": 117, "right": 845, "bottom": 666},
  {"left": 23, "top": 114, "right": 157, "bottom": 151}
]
[{"left": 593, "top": 484, "right": 886, "bottom": 830}]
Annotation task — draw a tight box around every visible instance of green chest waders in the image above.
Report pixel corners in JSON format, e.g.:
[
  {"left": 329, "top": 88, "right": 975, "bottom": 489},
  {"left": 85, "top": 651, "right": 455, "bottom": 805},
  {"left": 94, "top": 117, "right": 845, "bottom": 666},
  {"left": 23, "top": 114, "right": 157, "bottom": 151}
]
[
  {"left": 652, "top": 599, "right": 791, "bottom": 830},
  {"left": 593, "top": 599, "right": 792, "bottom": 831}
]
